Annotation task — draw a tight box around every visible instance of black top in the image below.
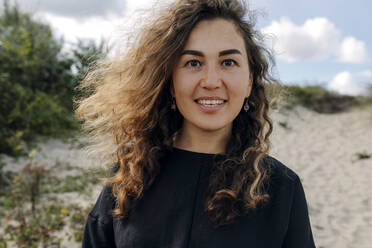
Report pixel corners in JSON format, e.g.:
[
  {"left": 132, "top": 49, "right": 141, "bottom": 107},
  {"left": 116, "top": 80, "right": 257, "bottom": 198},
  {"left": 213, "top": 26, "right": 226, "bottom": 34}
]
[{"left": 83, "top": 148, "right": 316, "bottom": 248}]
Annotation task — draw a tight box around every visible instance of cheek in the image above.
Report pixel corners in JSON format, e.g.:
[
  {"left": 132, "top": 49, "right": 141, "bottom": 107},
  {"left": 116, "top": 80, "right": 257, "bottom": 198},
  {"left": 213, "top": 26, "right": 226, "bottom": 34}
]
[
  {"left": 172, "top": 71, "right": 197, "bottom": 98},
  {"left": 173, "top": 81, "right": 189, "bottom": 99},
  {"left": 227, "top": 74, "right": 251, "bottom": 96}
]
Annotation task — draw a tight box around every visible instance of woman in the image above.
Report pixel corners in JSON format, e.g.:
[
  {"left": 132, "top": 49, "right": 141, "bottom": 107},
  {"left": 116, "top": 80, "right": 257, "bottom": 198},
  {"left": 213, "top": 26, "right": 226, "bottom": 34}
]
[{"left": 77, "top": 0, "right": 316, "bottom": 247}]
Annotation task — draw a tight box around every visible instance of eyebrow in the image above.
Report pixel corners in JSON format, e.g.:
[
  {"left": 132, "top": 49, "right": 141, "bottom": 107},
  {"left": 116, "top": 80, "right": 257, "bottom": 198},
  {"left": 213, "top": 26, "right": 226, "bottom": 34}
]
[{"left": 181, "top": 49, "right": 242, "bottom": 57}]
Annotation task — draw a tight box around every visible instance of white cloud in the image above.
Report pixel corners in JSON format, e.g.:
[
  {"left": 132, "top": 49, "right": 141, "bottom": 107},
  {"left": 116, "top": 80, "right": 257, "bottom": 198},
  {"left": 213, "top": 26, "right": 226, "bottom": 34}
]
[
  {"left": 35, "top": 0, "right": 168, "bottom": 47},
  {"left": 339, "top": 37, "right": 368, "bottom": 63},
  {"left": 125, "top": 0, "right": 158, "bottom": 14},
  {"left": 4, "top": 0, "right": 125, "bottom": 19},
  {"left": 363, "top": 69, "right": 372, "bottom": 79},
  {"left": 328, "top": 71, "right": 366, "bottom": 96},
  {"left": 40, "top": 12, "right": 121, "bottom": 45},
  {"left": 261, "top": 17, "right": 340, "bottom": 62},
  {"left": 124, "top": 0, "right": 173, "bottom": 19},
  {"left": 261, "top": 17, "right": 368, "bottom": 64}
]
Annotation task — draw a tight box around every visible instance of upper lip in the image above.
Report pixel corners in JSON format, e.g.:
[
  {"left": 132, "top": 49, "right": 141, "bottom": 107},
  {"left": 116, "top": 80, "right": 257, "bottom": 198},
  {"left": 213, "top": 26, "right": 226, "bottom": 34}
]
[{"left": 195, "top": 96, "right": 227, "bottom": 101}]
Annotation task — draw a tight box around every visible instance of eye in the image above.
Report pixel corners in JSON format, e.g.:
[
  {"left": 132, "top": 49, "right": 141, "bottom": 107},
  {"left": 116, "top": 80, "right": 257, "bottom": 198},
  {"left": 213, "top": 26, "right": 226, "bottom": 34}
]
[
  {"left": 185, "top": 59, "right": 201, "bottom": 67},
  {"left": 221, "top": 59, "right": 236, "bottom": 67}
]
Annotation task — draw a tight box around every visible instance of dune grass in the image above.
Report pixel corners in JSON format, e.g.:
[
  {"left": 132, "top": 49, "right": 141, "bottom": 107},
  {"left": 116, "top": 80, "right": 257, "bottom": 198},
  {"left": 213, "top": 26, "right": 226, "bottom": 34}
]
[
  {"left": 0, "top": 154, "right": 107, "bottom": 247},
  {"left": 267, "top": 83, "right": 372, "bottom": 114}
]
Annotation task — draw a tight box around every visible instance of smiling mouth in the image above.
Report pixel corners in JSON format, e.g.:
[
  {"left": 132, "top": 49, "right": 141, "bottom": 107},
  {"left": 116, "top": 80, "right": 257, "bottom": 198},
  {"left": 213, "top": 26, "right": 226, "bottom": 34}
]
[{"left": 194, "top": 99, "right": 227, "bottom": 107}]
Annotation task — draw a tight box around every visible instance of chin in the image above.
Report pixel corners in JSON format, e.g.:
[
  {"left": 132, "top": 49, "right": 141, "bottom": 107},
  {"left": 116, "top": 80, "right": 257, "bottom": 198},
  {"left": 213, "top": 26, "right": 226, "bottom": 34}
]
[{"left": 194, "top": 121, "right": 231, "bottom": 132}]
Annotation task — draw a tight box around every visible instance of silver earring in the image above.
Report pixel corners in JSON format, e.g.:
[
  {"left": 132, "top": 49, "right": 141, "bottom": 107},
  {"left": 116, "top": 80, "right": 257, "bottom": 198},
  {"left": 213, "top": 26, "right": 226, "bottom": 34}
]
[
  {"left": 171, "top": 98, "right": 176, "bottom": 111},
  {"left": 244, "top": 98, "right": 249, "bottom": 112}
]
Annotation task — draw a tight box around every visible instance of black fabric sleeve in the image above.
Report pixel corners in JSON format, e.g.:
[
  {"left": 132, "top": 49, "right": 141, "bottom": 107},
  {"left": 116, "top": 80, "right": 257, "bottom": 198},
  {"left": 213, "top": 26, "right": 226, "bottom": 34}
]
[
  {"left": 82, "top": 214, "right": 116, "bottom": 248},
  {"left": 82, "top": 184, "right": 117, "bottom": 248},
  {"left": 282, "top": 176, "right": 316, "bottom": 248}
]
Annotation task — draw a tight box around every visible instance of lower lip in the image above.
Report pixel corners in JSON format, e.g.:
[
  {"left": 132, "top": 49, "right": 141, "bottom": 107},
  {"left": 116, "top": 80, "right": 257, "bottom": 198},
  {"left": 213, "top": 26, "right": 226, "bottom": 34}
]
[{"left": 196, "top": 102, "right": 226, "bottom": 113}]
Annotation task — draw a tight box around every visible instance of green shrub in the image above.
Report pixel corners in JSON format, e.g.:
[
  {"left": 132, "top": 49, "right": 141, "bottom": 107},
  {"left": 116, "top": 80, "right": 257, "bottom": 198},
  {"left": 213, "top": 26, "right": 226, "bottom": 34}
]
[
  {"left": 0, "top": 2, "right": 81, "bottom": 155},
  {"left": 0, "top": 2, "right": 108, "bottom": 156},
  {"left": 24, "top": 91, "right": 78, "bottom": 135},
  {"left": 355, "top": 152, "right": 371, "bottom": 160},
  {"left": 0, "top": 81, "right": 78, "bottom": 155},
  {"left": 284, "top": 85, "right": 358, "bottom": 113}
]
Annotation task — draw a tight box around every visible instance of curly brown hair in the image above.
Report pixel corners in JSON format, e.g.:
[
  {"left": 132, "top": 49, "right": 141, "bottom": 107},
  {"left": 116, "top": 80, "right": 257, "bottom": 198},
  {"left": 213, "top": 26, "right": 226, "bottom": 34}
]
[{"left": 75, "top": 0, "right": 279, "bottom": 228}]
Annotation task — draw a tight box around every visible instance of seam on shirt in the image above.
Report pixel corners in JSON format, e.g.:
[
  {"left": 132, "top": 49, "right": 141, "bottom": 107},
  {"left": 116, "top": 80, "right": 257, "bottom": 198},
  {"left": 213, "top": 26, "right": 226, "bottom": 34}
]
[{"left": 88, "top": 211, "right": 112, "bottom": 226}]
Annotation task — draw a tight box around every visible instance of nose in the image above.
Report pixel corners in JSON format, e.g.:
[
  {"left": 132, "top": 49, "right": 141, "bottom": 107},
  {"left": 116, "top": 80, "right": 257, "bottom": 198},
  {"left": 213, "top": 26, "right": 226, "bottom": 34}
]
[{"left": 199, "top": 64, "right": 222, "bottom": 89}]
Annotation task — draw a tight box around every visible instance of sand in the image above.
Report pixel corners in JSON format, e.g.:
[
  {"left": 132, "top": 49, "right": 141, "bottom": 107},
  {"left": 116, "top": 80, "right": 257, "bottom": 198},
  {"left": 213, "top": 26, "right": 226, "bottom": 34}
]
[
  {"left": 1, "top": 106, "right": 372, "bottom": 247},
  {"left": 270, "top": 106, "right": 372, "bottom": 248}
]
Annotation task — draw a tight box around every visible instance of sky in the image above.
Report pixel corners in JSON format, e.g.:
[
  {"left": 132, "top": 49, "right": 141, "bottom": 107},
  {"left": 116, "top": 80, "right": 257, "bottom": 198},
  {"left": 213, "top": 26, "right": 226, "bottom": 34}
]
[{"left": 3, "top": 0, "right": 372, "bottom": 96}]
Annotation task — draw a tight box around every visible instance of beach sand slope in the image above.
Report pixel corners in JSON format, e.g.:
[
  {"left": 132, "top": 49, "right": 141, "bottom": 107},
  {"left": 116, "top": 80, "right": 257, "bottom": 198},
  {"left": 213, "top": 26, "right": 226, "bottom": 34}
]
[{"left": 270, "top": 106, "right": 372, "bottom": 248}]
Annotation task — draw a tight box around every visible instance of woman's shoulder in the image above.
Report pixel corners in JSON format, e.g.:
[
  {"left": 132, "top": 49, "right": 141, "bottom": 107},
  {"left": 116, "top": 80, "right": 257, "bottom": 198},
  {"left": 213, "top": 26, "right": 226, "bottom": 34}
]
[
  {"left": 261, "top": 155, "right": 306, "bottom": 207},
  {"left": 262, "top": 155, "right": 301, "bottom": 186},
  {"left": 88, "top": 183, "right": 116, "bottom": 224},
  {"left": 87, "top": 163, "right": 119, "bottom": 224}
]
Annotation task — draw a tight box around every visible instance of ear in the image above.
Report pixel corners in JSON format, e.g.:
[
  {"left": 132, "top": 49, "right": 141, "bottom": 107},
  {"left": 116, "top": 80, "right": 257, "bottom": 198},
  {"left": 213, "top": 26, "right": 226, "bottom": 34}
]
[{"left": 246, "top": 73, "right": 253, "bottom": 98}]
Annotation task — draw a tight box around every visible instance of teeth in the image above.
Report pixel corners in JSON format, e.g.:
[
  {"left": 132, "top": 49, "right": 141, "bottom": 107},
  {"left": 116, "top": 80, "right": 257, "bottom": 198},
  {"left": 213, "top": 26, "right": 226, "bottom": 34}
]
[{"left": 197, "top": 99, "right": 224, "bottom": 105}]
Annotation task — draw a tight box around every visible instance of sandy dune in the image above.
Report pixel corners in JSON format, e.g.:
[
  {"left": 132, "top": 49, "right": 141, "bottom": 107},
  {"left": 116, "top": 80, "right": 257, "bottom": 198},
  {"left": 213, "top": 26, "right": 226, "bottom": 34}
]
[
  {"left": 2, "top": 106, "right": 372, "bottom": 247},
  {"left": 270, "top": 106, "right": 372, "bottom": 248}
]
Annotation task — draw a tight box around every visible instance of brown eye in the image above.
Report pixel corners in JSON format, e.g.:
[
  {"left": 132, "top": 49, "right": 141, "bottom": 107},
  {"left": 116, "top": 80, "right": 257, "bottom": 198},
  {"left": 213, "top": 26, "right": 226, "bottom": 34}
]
[
  {"left": 222, "top": 59, "right": 236, "bottom": 66},
  {"left": 186, "top": 60, "right": 201, "bottom": 67}
]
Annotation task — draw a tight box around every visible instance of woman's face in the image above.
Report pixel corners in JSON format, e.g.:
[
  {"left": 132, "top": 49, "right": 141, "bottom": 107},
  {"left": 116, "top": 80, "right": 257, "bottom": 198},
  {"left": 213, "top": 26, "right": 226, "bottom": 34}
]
[{"left": 172, "top": 18, "right": 252, "bottom": 133}]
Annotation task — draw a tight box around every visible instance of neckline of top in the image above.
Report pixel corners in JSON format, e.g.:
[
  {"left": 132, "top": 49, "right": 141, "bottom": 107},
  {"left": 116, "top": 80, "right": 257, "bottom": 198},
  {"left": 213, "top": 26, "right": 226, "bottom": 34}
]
[{"left": 172, "top": 147, "right": 225, "bottom": 158}]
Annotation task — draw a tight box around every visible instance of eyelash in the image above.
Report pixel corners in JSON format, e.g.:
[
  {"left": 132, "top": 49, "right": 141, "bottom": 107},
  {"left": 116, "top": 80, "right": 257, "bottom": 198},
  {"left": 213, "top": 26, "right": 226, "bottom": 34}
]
[
  {"left": 185, "top": 59, "right": 237, "bottom": 68},
  {"left": 185, "top": 60, "right": 201, "bottom": 67},
  {"left": 221, "top": 59, "right": 236, "bottom": 67}
]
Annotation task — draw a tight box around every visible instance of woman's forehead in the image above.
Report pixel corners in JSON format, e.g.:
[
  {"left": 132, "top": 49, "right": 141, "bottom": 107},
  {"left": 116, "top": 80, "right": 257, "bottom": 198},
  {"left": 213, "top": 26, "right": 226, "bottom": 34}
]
[{"left": 182, "top": 18, "right": 247, "bottom": 56}]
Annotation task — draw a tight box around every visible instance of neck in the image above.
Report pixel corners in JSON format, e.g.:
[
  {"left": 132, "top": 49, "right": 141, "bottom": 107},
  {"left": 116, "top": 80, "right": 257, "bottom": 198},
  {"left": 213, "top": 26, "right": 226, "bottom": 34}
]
[{"left": 173, "top": 122, "right": 232, "bottom": 154}]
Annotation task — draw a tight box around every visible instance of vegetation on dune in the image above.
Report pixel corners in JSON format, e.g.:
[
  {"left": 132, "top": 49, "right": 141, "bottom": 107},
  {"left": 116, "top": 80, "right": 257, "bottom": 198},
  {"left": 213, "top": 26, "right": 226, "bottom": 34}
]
[
  {"left": 0, "top": 3, "right": 108, "bottom": 243},
  {"left": 269, "top": 84, "right": 372, "bottom": 114},
  {"left": 355, "top": 152, "right": 371, "bottom": 161},
  {"left": 0, "top": 1, "right": 105, "bottom": 156},
  {"left": 0, "top": 151, "right": 107, "bottom": 247},
  {"left": 285, "top": 85, "right": 358, "bottom": 113},
  {"left": 0, "top": 3, "right": 107, "bottom": 246}
]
